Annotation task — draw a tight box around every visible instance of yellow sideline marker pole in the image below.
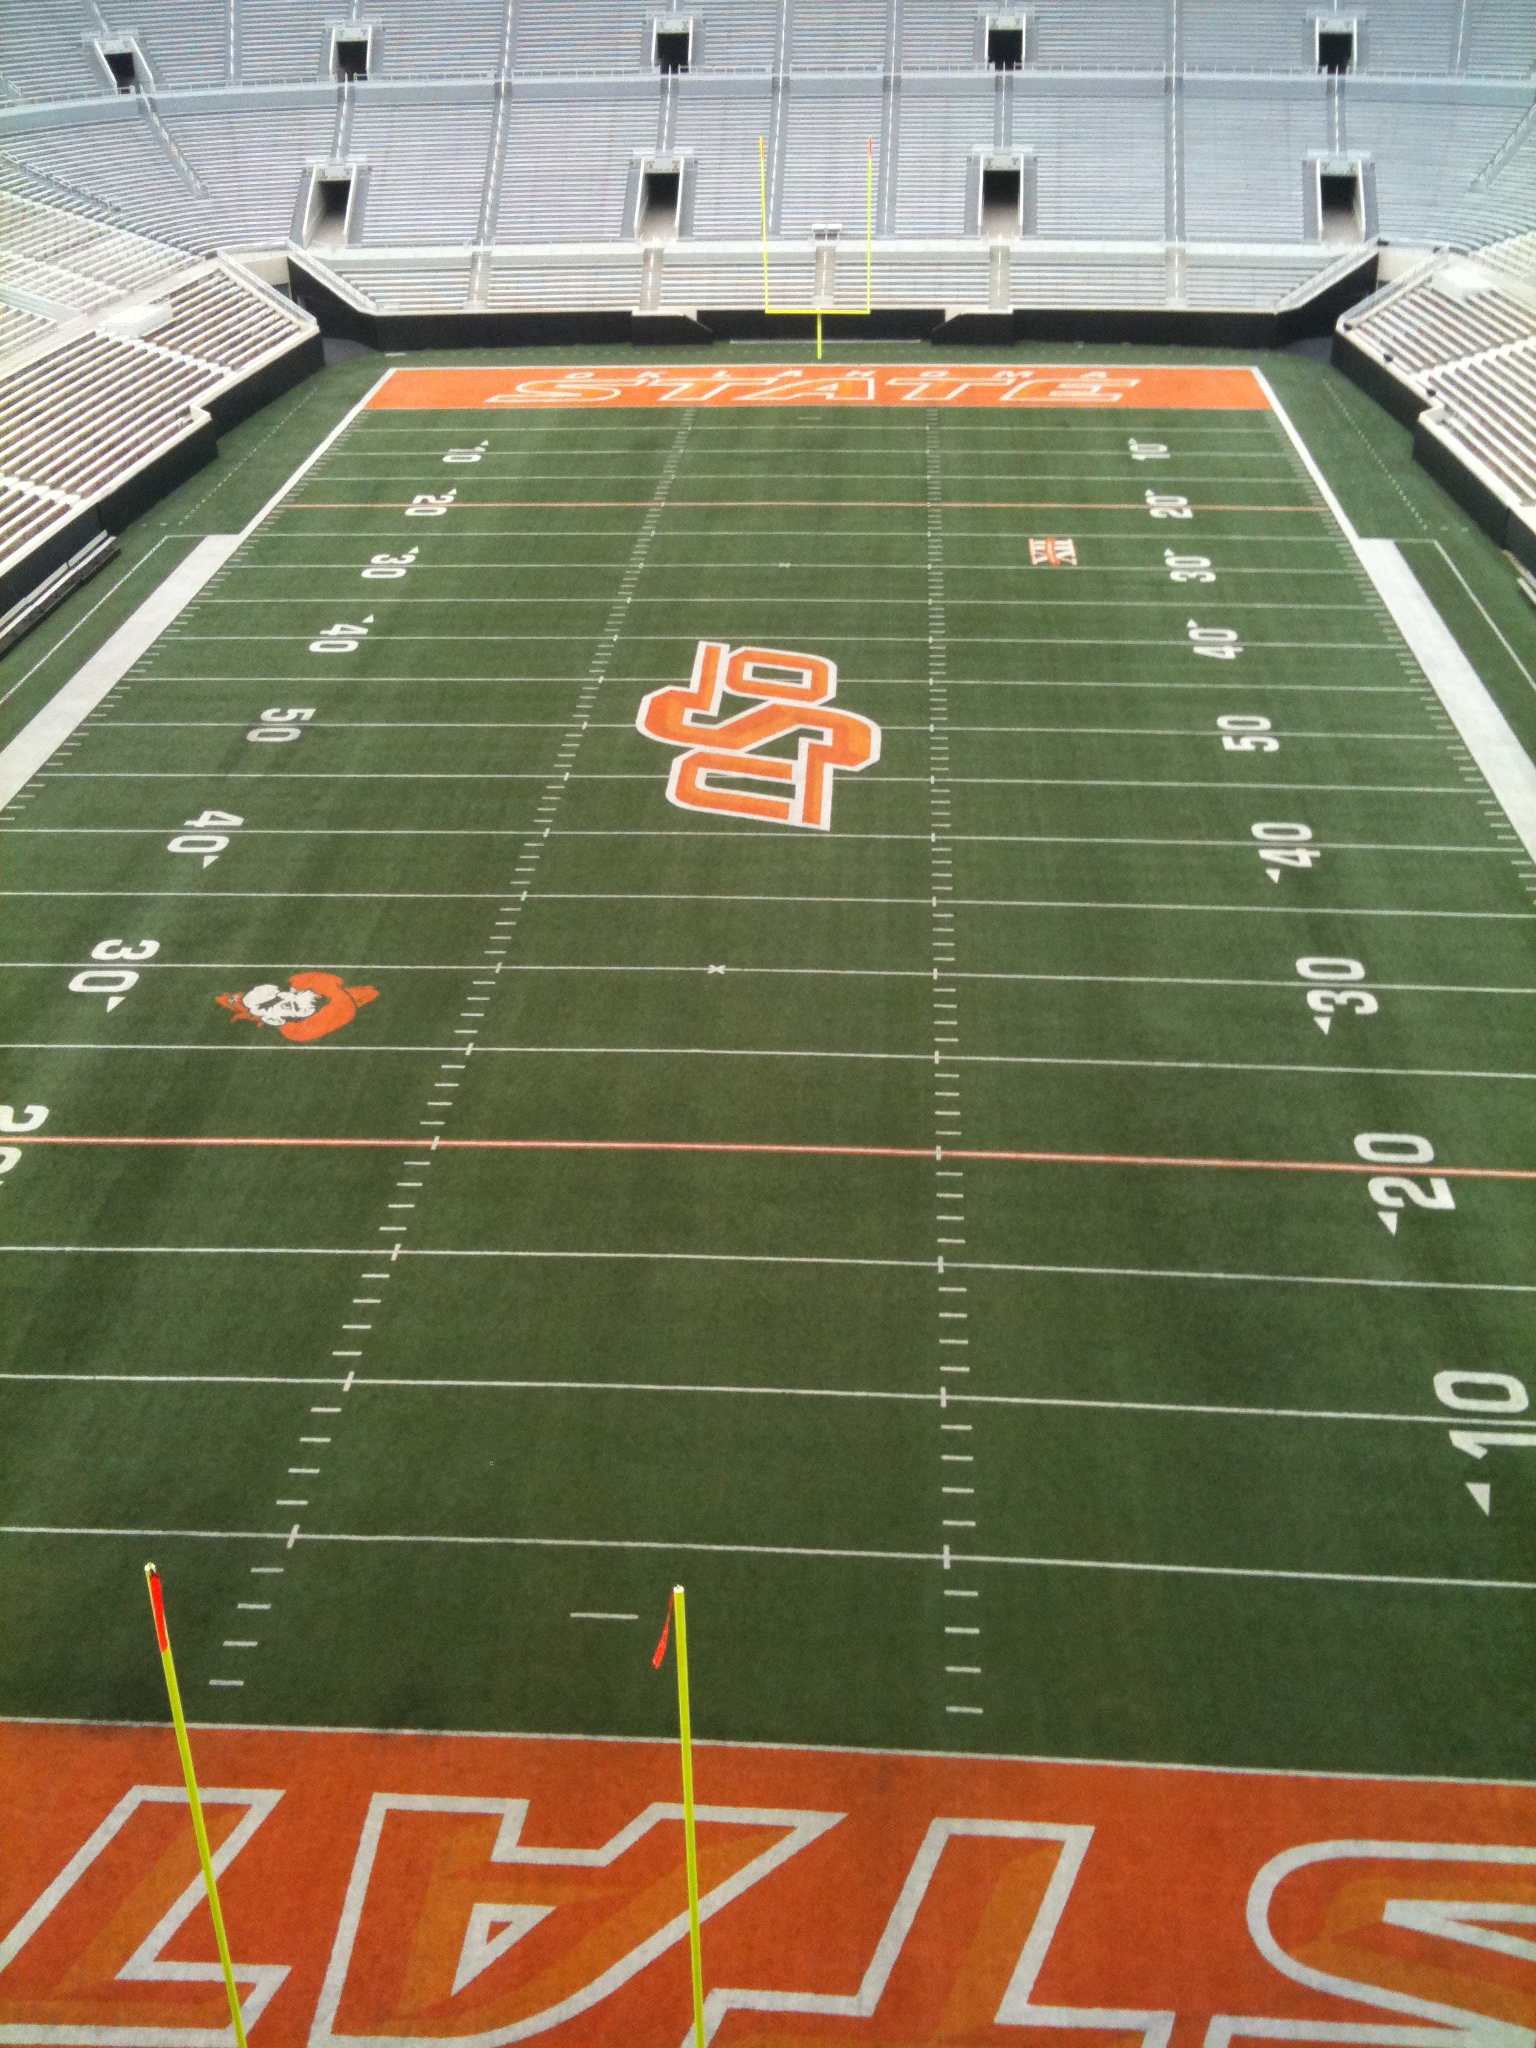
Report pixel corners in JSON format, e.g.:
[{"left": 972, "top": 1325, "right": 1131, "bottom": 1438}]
[
  {"left": 654, "top": 1584, "right": 707, "bottom": 2048},
  {"left": 144, "top": 1564, "right": 250, "bottom": 2048},
  {"left": 674, "top": 1587, "right": 707, "bottom": 2048}
]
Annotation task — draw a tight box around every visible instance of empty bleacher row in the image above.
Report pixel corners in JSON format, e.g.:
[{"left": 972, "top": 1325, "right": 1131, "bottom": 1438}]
[
  {"left": 1338, "top": 236, "right": 1536, "bottom": 548},
  {"left": 2, "top": 0, "right": 1531, "bottom": 97},
  {"left": 0, "top": 180, "right": 318, "bottom": 606},
  {"left": 313, "top": 236, "right": 1360, "bottom": 319},
  {"left": 3, "top": 71, "right": 1533, "bottom": 256}
]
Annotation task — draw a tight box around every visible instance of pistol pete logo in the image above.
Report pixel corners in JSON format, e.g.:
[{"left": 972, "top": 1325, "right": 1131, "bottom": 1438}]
[
  {"left": 637, "top": 640, "right": 880, "bottom": 831},
  {"left": 218, "top": 972, "right": 378, "bottom": 1043}
]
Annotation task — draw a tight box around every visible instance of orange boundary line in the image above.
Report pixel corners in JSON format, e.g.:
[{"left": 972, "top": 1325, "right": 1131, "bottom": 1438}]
[{"left": 8, "top": 1136, "right": 1532, "bottom": 1180}]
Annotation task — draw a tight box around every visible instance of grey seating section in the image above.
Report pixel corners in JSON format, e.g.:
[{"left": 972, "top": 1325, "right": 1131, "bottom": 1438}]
[
  {"left": 892, "top": 78, "right": 998, "bottom": 238},
  {"left": 898, "top": 0, "right": 976, "bottom": 71},
  {"left": 1018, "top": 75, "right": 1166, "bottom": 239},
  {"left": 777, "top": 80, "right": 884, "bottom": 238},
  {"left": 513, "top": 0, "right": 653, "bottom": 74},
  {"left": 0, "top": 0, "right": 1532, "bottom": 320},
  {"left": 0, "top": 0, "right": 110, "bottom": 101},
  {"left": 1339, "top": 237, "right": 1536, "bottom": 524},
  {"left": 104, "top": 0, "right": 230, "bottom": 89},
  {"left": 1031, "top": 0, "right": 1166, "bottom": 69},
  {"left": 1433, "top": 344, "right": 1536, "bottom": 503},
  {"left": 1182, "top": 79, "right": 1328, "bottom": 242},
  {"left": 235, "top": 0, "right": 330, "bottom": 82},
  {"left": 671, "top": 78, "right": 775, "bottom": 238},
  {"left": 1464, "top": 0, "right": 1536, "bottom": 76},
  {"left": 368, "top": 0, "right": 508, "bottom": 79},
  {"left": 349, "top": 90, "right": 495, "bottom": 243},
  {"left": 0, "top": 480, "right": 75, "bottom": 561},
  {"left": 1179, "top": 1, "right": 1310, "bottom": 71},
  {"left": 496, "top": 82, "right": 657, "bottom": 241},
  {"left": 0, "top": 181, "right": 317, "bottom": 585},
  {"left": 788, "top": 0, "right": 890, "bottom": 72}
]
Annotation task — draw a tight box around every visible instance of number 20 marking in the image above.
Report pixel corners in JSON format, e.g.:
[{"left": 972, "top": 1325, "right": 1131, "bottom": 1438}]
[{"left": 1354, "top": 1132, "right": 1454, "bottom": 1234}]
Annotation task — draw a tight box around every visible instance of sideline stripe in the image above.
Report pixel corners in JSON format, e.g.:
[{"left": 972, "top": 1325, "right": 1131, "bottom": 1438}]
[
  {"left": 0, "top": 1520, "right": 1530, "bottom": 1594},
  {"left": 0, "top": 537, "right": 237, "bottom": 810},
  {"left": 1359, "top": 539, "right": 1536, "bottom": 865},
  {"left": 8, "top": 1135, "right": 1534, "bottom": 1181}
]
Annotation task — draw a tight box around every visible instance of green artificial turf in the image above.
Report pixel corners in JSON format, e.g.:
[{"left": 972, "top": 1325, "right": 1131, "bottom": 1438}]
[{"left": 2, "top": 346, "right": 1534, "bottom": 1780}]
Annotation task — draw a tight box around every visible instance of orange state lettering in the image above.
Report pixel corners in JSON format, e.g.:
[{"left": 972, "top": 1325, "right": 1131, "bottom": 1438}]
[
  {"left": 218, "top": 972, "right": 378, "bottom": 1043},
  {"left": 637, "top": 641, "right": 880, "bottom": 832}
]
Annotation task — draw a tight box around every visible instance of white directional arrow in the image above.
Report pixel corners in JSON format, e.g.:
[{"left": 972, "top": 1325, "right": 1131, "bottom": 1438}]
[
  {"left": 1313, "top": 1014, "right": 1331, "bottom": 1033},
  {"left": 1265, "top": 866, "right": 1281, "bottom": 882},
  {"left": 452, "top": 1901, "right": 554, "bottom": 1995},
  {"left": 1377, "top": 1209, "right": 1399, "bottom": 1234},
  {"left": 1467, "top": 1482, "right": 1491, "bottom": 1515}
]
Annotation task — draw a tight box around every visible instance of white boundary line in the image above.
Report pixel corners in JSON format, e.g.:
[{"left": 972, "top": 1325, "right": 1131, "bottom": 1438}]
[
  {"left": 237, "top": 369, "right": 395, "bottom": 542},
  {"left": 5, "top": 1709, "right": 1530, "bottom": 1792},
  {"left": 0, "top": 371, "right": 394, "bottom": 817},
  {"left": 1253, "top": 367, "right": 1536, "bottom": 867},
  {"left": 0, "top": 538, "right": 238, "bottom": 811}
]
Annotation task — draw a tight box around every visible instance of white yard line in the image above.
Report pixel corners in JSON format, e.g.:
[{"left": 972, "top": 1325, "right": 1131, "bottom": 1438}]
[
  {"left": 0, "top": 537, "right": 239, "bottom": 811},
  {"left": 1, "top": 1242, "right": 1530, "bottom": 1294},
  {"left": 0, "top": 1367, "right": 1474, "bottom": 1430},
  {"left": 5, "top": 1039, "right": 1532, "bottom": 1081}
]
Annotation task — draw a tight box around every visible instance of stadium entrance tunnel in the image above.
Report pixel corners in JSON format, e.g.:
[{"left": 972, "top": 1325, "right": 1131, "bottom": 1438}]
[
  {"left": 981, "top": 162, "right": 1023, "bottom": 237},
  {"left": 986, "top": 15, "right": 1025, "bottom": 67},
  {"left": 1317, "top": 21, "right": 1357, "bottom": 71},
  {"left": 1320, "top": 166, "right": 1364, "bottom": 242},
  {"left": 653, "top": 21, "right": 692, "bottom": 72},
  {"left": 331, "top": 28, "right": 371, "bottom": 79},
  {"left": 303, "top": 167, "right": 356, "bottom": 249},
  {"left": 637, "top": 163, "right": 682, "bottom": 242}
]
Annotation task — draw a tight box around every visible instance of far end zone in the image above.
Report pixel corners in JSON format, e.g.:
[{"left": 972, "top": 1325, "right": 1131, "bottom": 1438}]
[
  {"left": 364, "top": 363, "right": 1273, "bottom": 410},
  {"left": 4, "top": 1721, "right": 1534, "bottom": 2045}
]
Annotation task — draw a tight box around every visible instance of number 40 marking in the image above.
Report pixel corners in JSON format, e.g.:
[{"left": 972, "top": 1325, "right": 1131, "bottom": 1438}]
[{"left": 168, "top": 810, "right": 243, "bottom": 868}]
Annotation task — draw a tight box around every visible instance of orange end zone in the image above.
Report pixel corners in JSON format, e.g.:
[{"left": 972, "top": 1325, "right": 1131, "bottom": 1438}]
[
  {"left": 365, "top": 365, "right": 1272, "bottom": 411},
  {"left": 3, "top": 1720, "right": 1533, "bottom": 2044}
]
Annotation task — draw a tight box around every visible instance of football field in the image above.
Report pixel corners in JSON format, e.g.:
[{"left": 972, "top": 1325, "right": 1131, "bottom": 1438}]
[{"left": 3, "top": 354, "right": 1536, "bottom": 2042}]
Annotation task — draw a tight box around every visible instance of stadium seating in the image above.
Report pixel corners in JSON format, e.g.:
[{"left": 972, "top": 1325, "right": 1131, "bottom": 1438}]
[
  {"left": 2, "top": 0, "right": 1534, "bottom": 613},
  {"left": 1337, "top": 233, "right": 1536, "bottom": 557},
  {"left": 1, "top": 0, "right": 1530, "bottom": 272},
  {"left": 0, "top": 169, "right": 317, "bottom": 613}
]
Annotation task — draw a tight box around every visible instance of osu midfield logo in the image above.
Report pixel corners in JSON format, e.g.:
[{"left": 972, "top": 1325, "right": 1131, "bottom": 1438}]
[
  {"left": 218, "top": 972, "right": 378, "bottom": 1042},
  {"left": 637, "top": 640, "right": 880, "bottom": 831}
]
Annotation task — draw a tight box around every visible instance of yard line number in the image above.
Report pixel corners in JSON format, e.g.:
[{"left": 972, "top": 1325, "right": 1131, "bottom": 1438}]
[
  {"left": 1166, "top": 550, "right": 1215, "bottom": 583},
  {"left": 1253, "top": 820, "right": 1316, "bottom": 880},
  {"left": 68, "top": 938, "right": 159, "bottom": 1012},
  {"left": 1354, "top": 1131, "right": 1453, "bottom": 1234},
  {"left": 0, "top": 1102, "right": 47, "bottom": 1182},
  {"left": 1219, "top": 714, "right": 1276, "bottom": 753},
  {"left": 248, "top": 708, "right": 315, "bottom": 745},
  {"left": 169, "top": 809, "right": 243, "bottom": 868},
  {"left": 310, "top": 618, "right": 372, "bottom": 654},
  {"left": 1189, "top": 620, "right": 1243, "bottom": 661},
  {"left": 1297, "top": 956, "right": 1376, "bottom": 1033},
  {"left": 362, "top": 549, "right": 418, "bottom": 581}
]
